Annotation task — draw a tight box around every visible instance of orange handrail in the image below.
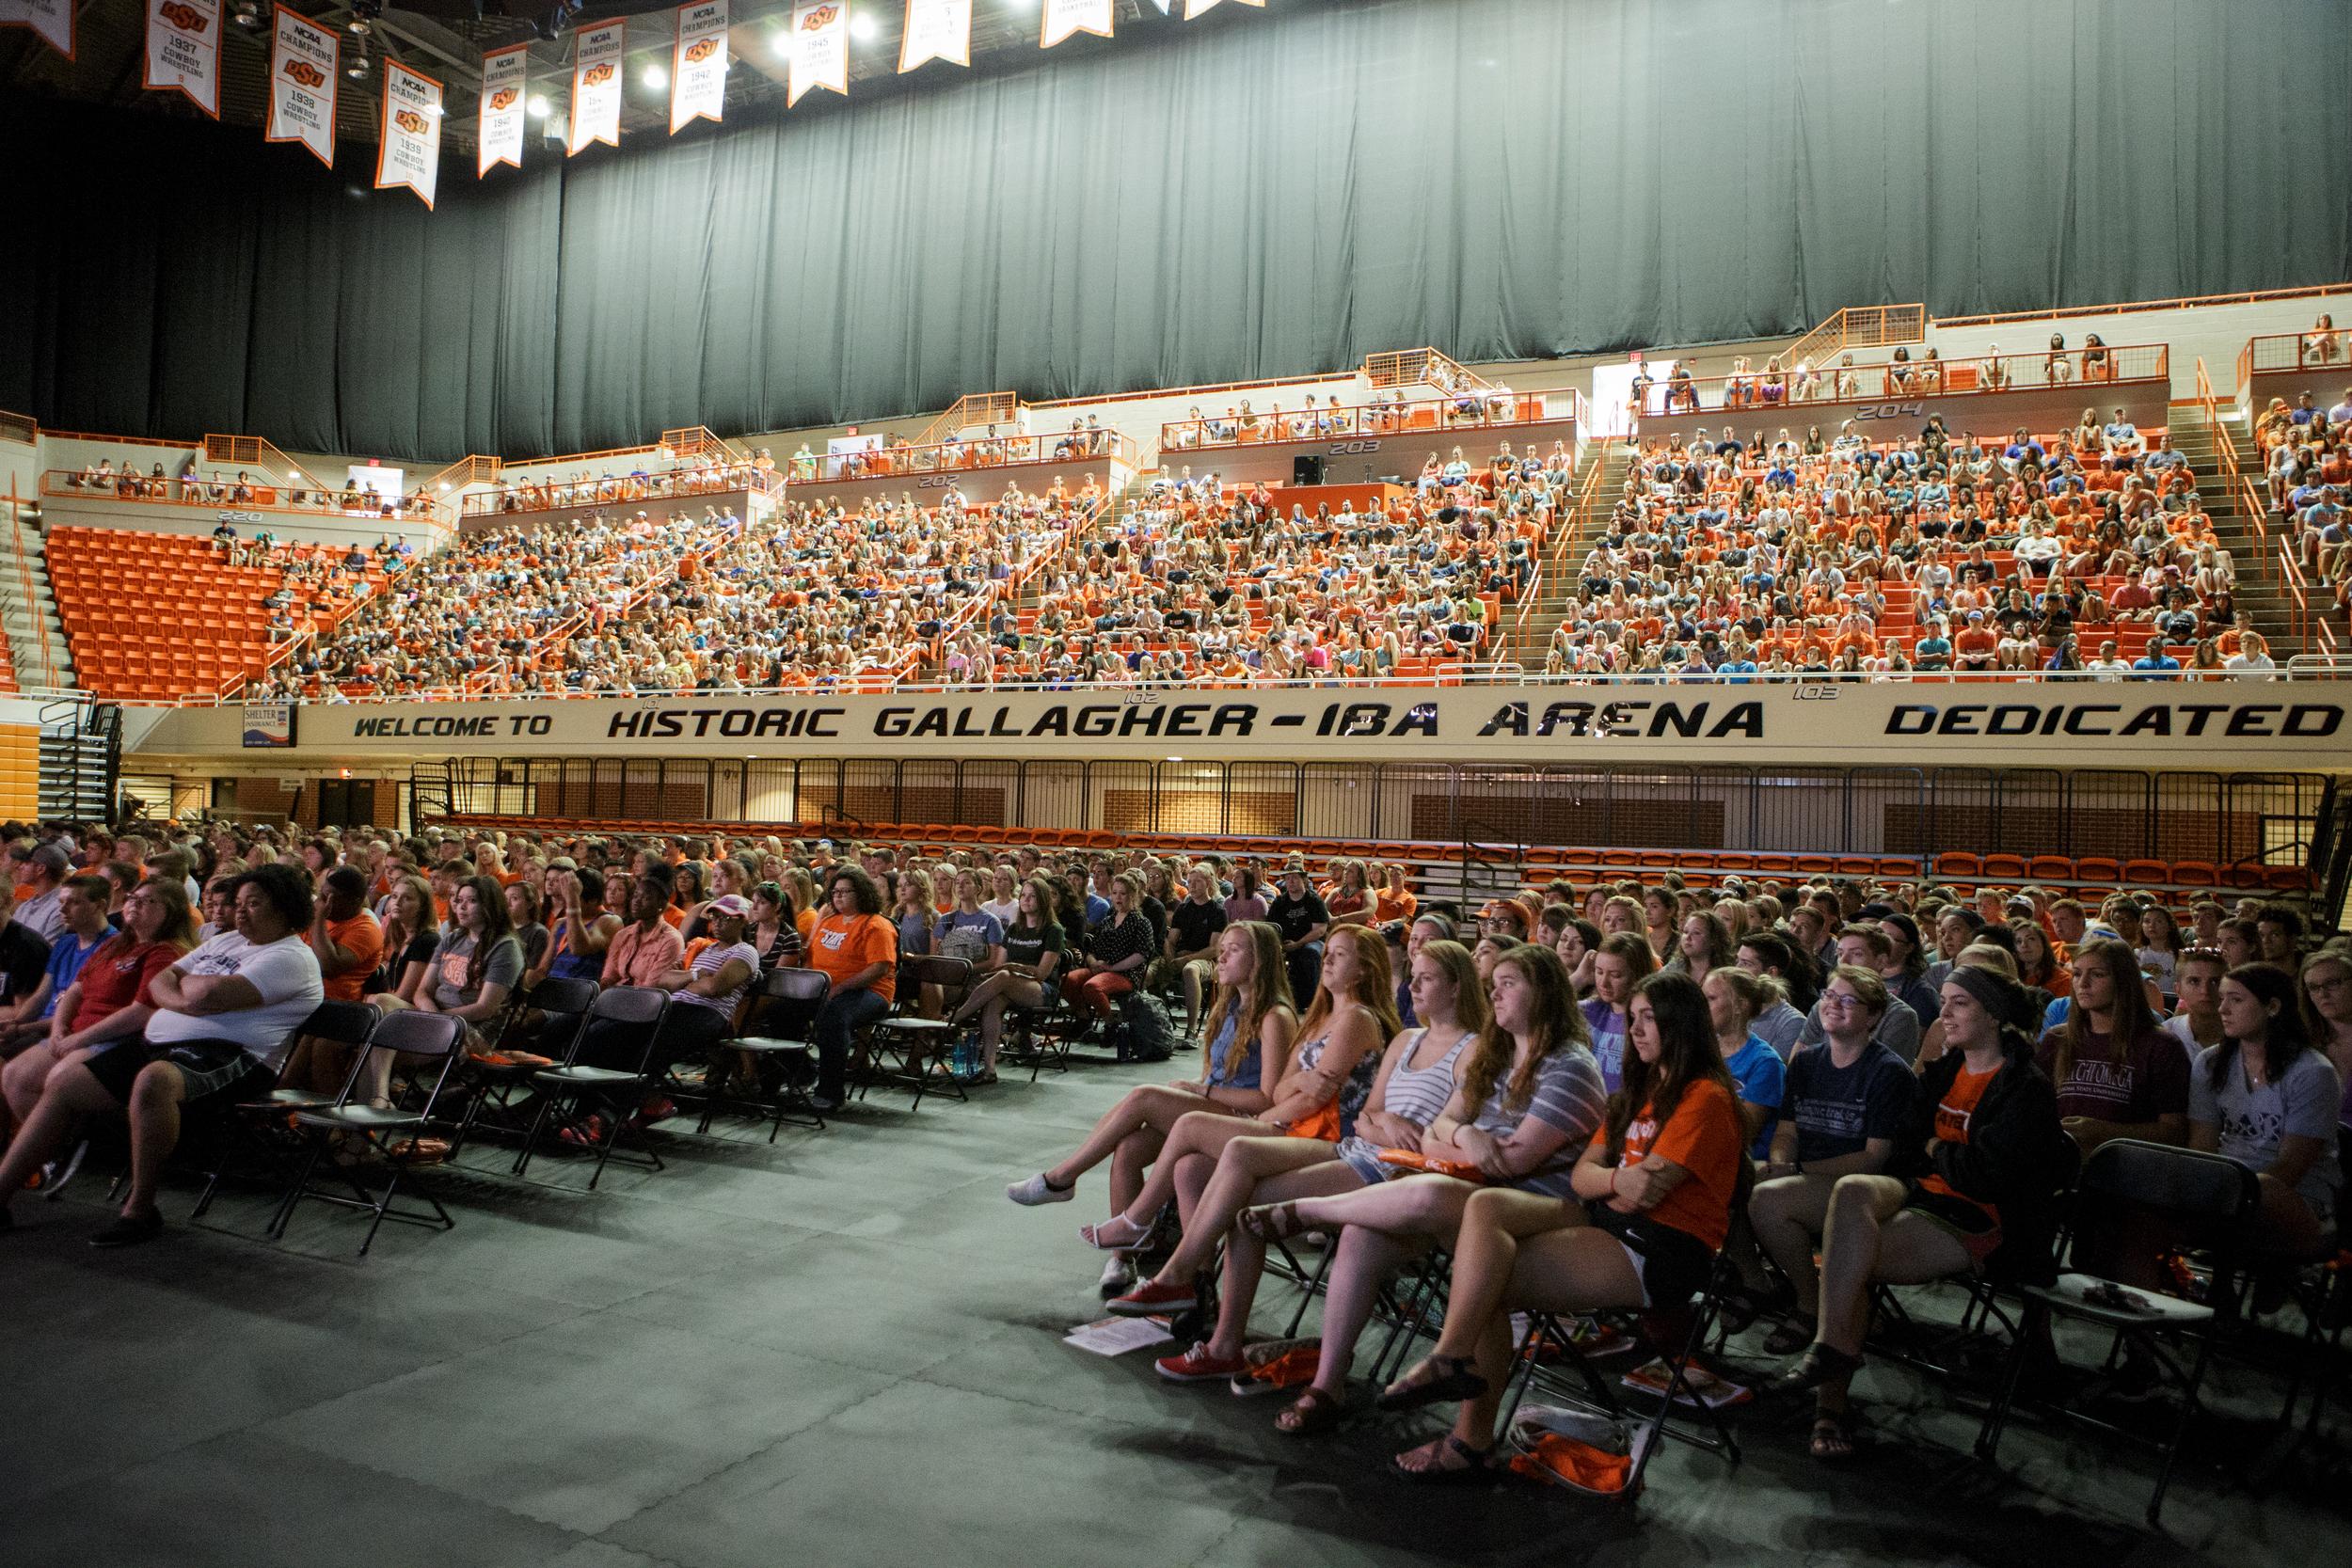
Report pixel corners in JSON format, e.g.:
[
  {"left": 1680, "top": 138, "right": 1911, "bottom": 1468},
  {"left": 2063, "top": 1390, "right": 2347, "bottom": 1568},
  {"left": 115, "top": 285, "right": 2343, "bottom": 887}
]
[
  {"left": 461, "top": 460, "right": 779, "bottom": 518},
  {"left": 1363, "top": 347, "right": 1492, "bottom": 394},
  {"left": 2242, "top": 330, "right": 2350, "bottom": 382},
  {"left": 786, "top": 429, "right": 1134, "bottom": 485},
  {"left": 40, "top": 469, "right": 450, "bottom": 527},
  {"left": 1161, "top": 393, "right": 1565, "bottom": 454},
  {"left": 0, "top": 410, "right": 37, "bottom": 447},
  {"left": 916, "top": 392, "right": 1021, "bottom": 447},
  {"left": 1783, "top": 305, "right": 1927, "bottom": 376},
  {"left": 0, "top": 483, "right": 58, "bottom": 689}
]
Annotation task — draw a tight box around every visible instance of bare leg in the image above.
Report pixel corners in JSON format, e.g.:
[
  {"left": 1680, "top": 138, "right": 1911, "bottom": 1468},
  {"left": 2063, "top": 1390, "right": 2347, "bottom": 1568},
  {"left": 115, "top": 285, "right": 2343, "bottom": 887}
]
[
  {"left": 1425, "top": 1189, "right": 1589, "bottom": 1360},
  {"left": 1109, "top": 1110, "right": 1269, "bottom": 1227},
  {"left": 122, "top": 1061, "right": 191, "bottom": 1217},
  {"left": 1747, "top": 1170, "right": 1838, "bottom": 1317},
  {"left": 1306, "top": 1223, "right": 1421, "bottom": 1398},
  {"left": 1041, "top": 1083, "right": 1215, "bottom": 1191},
  {"left": 1105, "top": 1125, "right": 1168, "bottom": 1217},
  {"left": 1171, "top": 1151, "right": 1216, "bottom": 1231},
  {"left": 1154, "top": 1135, "right": 1343, "bottom": 1286},
  {"left": 1203, "top": 1163, "right": 1369, "bottom": 1359},
  {"left": 0, "top": 1059, "right": 119, "bottom": 1204},
  {"left": 1814, "top": 1174, "right": 1917, "bottom": 1355}
]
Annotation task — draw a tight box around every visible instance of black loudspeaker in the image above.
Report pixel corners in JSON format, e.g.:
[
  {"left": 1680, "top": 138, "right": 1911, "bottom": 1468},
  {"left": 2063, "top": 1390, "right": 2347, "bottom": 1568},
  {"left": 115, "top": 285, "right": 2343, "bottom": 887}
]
[{"left": 1292, "top": 455, "right": 1324, "bottom": 485}]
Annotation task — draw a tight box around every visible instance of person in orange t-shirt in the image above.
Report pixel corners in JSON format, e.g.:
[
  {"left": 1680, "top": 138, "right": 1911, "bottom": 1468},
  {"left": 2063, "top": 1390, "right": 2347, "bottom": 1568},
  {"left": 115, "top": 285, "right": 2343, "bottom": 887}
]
[
  {"left": 804, "top": 865, "right": 898, "bottom": 1109},
  {"left": 1373, "top": 971, "right": 1741, "bottom": 1479}
]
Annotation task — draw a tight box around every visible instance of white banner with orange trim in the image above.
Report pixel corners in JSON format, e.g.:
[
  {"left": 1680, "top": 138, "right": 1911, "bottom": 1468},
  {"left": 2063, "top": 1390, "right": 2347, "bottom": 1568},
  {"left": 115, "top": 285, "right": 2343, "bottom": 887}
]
[
  {"left": 787, "top": 2, "right": 847, "bottom": 105},
  {"left": 1184, "top": 0, "right": 1263, "bottom": 16},
  {"left": 670, "top": 0, "right": 727, "bottom": 131},
  {"left": 1040, "top": 0, "right": 1110, "bottom": 48},
  {"left": 898, "top": 0, "right": 968, "bottom": 71},
  {"left": 569, "top": 18, "right": 626, "bottom": 152},
  {"left": 264, "top": 5, "right": 338, "bottom": 167},
  {"left": 144, "top": 0, "right": 221, "bottom": 118},
  {"left": 374, "top": 60, "right": 442, "bottom": 209},
  {"left": 478, "top": 42, "right": 528, "bottom": 174},
  {"left": 0, "top": 0, "right": 75, "bottom": 60}
]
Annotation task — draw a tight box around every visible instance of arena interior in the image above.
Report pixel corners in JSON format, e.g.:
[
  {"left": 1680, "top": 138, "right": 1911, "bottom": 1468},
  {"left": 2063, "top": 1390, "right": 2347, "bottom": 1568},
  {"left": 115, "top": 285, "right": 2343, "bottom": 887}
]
[{"left": 3, "top": 0, "right": 2352, "bottom": 1563}]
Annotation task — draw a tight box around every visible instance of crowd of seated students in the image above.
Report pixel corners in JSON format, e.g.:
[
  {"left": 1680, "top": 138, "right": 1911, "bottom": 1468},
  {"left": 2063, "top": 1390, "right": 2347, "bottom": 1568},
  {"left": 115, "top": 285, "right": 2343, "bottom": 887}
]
[
  {"left": 2251, "top": 373, "right": 2352, "bottom": 628},
  {"left": 932, "top": 461, "right": 1571, "bottom": 687},
  {"left": 1545, "top": 413, "right": 2259, "bottom": 680},
  {"left": 485, "top": 451, "right": 776, "bottom": 515},
  {"left": 250, "top": 481, "right": 1095, "bottom": 700},
  {"left": 0, "top": 814, "right": 2342, "bottom": 1506}
]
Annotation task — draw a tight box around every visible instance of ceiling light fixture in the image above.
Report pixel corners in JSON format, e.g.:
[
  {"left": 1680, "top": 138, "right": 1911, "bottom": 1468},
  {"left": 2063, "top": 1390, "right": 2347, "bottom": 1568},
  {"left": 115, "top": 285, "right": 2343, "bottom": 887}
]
[
  {"left": 643, "top": 62, "right": 669, "bottom": 89},
  {"left": 527, "top": 94, "right": 551, "bottom": 119},
  {"left": 848, "top": 10, "right": 877, "bottom": 40}
]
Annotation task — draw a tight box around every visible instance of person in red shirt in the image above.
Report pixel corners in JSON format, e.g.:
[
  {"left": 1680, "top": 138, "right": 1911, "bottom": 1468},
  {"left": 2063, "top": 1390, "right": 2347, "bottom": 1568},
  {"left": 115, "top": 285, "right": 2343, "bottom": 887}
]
[
  {"left": 0, "top": 877, "right": 196, "bottom": 1145},
  {"left": 1374, "top": 970, "right": 1744, "bottom": 1481},
  {"left": 804, "top": 866, "right": 898, "bottom": 1110}
]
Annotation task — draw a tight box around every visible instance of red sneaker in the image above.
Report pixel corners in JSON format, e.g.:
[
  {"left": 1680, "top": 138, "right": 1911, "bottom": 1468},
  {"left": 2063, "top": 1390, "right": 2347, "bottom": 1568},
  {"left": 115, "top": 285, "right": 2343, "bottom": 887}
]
[
  {"left": 632, "top": 1097, "right": 678, "bottom": 1127},
  {"left": 1107, "top": 1276, "right": 1197, "bottom": 1318},
  {"left": 1155, "top": 1341, "right": 1245, "bottom": 1384},
  {"left": 559, "top": 1115, "right": 611, "bottom": 1149}
]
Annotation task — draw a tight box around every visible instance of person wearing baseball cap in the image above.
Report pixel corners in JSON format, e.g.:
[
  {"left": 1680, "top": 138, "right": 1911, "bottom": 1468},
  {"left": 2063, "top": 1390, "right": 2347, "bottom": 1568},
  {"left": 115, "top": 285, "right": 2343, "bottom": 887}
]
[{"left": 574, "top": 892, "right": 761, "bottom": 1144}]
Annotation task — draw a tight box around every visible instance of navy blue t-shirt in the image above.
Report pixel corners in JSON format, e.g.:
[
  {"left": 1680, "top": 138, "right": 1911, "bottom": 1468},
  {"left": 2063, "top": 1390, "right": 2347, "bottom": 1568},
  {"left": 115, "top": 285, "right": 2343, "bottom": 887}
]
[{"left": 1784, "top": 1039, "right": 1916, "bottom": 1165}]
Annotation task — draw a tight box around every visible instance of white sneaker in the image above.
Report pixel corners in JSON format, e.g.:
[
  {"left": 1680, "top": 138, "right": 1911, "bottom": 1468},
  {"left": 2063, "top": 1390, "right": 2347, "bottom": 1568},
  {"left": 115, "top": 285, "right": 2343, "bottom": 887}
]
[
  {"left": 1099, "top": 1253, "right": 1136, "bottom": 1297},
  {"left": 1007, "top": 1172, "right": 1073, "bottom": 1206}
]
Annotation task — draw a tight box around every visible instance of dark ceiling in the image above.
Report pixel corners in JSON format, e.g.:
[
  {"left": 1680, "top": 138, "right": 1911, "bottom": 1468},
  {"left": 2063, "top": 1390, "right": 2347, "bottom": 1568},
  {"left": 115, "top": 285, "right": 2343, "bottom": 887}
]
[{"left": 0, "top": 0, "right": 1268, "bottom": 158}]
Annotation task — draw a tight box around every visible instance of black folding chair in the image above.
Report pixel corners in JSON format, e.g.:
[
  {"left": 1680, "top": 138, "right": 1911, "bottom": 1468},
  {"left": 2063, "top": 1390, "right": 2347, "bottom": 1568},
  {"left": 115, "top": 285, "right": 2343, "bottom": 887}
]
[
  {"left": 512, "top": 985, "right": 670, "bottom": 1190},
  {"left": 1002, "top": 982, "right": 1083, "bottom": 1082},
  {"left": 1496, "top": 1248, "right": 1745, "bottom": 1499},
  {"left": 861, "top": 954, "right": 974, "bottom": 1109},
  {"left": 450, "top": 976, "right": 599, "bottom": 1156},
  {"left": 696, "top": 967, "right": 829, "bottom": 1140},
  {"left": 1974, "top": 1138, "right": 2258, "bottom": 1527},
  {"left": 265, "top": 1008, "right": 469, "bottom": 1255},
  {"left": 188, "top": 1000, "right": 380, "bottom": 1220}
]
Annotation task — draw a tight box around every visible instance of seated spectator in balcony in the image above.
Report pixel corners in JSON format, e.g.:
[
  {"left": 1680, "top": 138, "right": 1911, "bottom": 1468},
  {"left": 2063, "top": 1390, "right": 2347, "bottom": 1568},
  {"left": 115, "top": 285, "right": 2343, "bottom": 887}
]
[
  {"left": 2304, "top": 313, "right": 2343, "bottom": 368},
  {"left": 0, "top": 864, "right": 324, "bottom": 1245},
  {"left": 2129, "top": 640, "right": 2182, "bottom": 679}
]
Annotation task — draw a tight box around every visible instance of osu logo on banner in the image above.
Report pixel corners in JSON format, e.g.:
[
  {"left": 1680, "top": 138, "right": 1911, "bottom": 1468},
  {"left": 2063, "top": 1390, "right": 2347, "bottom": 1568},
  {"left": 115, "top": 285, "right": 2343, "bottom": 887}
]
[
  {"left": 489, "top": 86, "right": 518, "bottom": 109},
  {"left": 683, "top": 38, "right": 720, "bottom": 61},
  {"left": 801, "top": 5, "right": 837, "bottom": 28},
  {"left": 394, "top": 108, "right": 427, "bottom": 133},
  {"left": 282, "top": 59, "right": 326, "bottom": 88},
  {"left": 581, "top": 62, "right": 613, "bottom": 84},
  {"left": 159, "top": 1, "right": 209, "bottom": 33}
]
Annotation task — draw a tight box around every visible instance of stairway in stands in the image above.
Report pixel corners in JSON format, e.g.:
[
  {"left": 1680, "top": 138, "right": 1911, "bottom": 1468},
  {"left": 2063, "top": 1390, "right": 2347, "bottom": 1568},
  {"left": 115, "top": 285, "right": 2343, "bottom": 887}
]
[
  {"left": 0, "top": 518, "right": 73, "bottom": 692},
  {"left": 2174, "top": 404, "right": 2301, "bottom": 649},
  {"left": 1509, "top": 439, "right": 1631, "bottom": 666}
]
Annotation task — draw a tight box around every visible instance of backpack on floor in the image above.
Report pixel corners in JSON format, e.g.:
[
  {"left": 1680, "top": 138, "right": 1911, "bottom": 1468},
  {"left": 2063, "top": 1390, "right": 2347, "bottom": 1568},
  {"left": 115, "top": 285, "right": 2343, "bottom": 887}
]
[{"left": 1116, "top": 990, "right": 1176, "bottom": 1063}]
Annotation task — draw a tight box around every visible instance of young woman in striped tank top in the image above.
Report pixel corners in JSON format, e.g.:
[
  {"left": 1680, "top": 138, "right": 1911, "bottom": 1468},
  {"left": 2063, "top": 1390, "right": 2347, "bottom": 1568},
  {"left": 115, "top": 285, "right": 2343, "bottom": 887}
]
[{"left": 1122, "top": 941, "right": 1488, "bottom": 1344}]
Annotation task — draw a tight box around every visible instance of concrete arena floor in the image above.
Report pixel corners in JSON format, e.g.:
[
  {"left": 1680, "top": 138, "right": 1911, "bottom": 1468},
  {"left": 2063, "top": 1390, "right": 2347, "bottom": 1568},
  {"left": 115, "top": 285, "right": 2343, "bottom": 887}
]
[{"left": 3, "top": 1052, "right": 2347, "bottom": 1568}]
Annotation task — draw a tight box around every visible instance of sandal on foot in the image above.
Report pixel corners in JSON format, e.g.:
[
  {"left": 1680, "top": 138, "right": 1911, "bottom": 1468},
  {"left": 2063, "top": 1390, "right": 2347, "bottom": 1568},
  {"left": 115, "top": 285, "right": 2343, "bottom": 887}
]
[
  {"left": 1761, "top": 1315, "right": 1818, "bottom": 1356},
  {"left": 1388, "top": 1433, "right": 1499, "bottom": 1485},
  {"left": 1809, "top": 1408, "right": 1862, "bottom": 1463},
  {"left": 1376, "top": 1354, "right": 1488, "bottom": 1412},
  {"left": 1768, "top": 1341, "right": 1864, "bottom": 1397},
  {"left": 1274, "top": 1386, "right": 1344, "bottom": 1435},
  {"left": 1080, "top": 1212, "right": 1152, "bottom": 1251},
  {"left": 1237, "top": 1201, "right": 1310, "bottom": 1244}
]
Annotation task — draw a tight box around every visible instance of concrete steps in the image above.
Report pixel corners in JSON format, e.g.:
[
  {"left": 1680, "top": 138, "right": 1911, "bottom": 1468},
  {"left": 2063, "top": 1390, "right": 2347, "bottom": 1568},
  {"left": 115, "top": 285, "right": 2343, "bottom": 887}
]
[{"left": 0, "top": 524, "right": 76, "bottom": 692}]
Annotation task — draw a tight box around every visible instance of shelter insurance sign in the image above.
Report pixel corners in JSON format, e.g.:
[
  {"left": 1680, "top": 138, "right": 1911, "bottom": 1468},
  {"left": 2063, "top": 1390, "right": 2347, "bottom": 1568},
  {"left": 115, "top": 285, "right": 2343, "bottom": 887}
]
[{"left": 133, "top": 682, "right": 2352, "bottom": 773}]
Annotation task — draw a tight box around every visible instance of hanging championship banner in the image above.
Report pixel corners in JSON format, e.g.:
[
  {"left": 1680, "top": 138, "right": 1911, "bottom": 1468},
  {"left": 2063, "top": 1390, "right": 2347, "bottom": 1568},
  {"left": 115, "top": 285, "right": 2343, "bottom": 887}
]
[
  {"left": 478, "top": 42, "right": 528, "bottom": 175},
  {"left": 144, "top": 0, "right": 221, "bottom": 118},
  {"left": 374, "top": 59, "right": 442, "bottom": 209},
  {"left": 0, "top": 0, "right": 75, "bottom": 60},
  {"left": 1184, "top": 0, "right": 1263, "bottom": 16},
  {"left": 569, "top": 18, "right": 625, "bottom": 152},
  {"left": 670, "top": 0, "right": 727, "bottom": 131},
  {"left": 264, "top": 5, "right": 339, "bottom": 167},
  {"left": 898, "top": 0, "right": 967, "bottom": 71},
  {"left": 787, "top": 2, "right": 846, "bottom": 106},
  {"left": 1040, "top": 0, "right": 1109, "bottom": 48}
]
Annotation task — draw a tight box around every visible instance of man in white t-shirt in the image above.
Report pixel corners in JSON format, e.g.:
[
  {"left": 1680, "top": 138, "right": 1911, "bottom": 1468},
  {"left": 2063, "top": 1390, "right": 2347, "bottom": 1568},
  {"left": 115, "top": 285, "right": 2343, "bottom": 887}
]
[
  {"left": 2159, "top": 951, "right": 2226, "bottom": 1067},
  {"left": 0, "top": 864, "right": 322, "bottom": 1247}
]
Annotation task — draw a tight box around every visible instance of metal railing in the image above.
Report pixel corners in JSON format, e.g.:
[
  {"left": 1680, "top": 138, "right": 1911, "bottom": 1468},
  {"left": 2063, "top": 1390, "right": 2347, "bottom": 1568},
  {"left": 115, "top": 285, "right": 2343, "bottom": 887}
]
[
  {"left": 1363, "top": 347, "right": 1492, "bottom": 394},
  {"left": 917, "top": 392, "right": 1021, "bottom": 447},
  {"left": 40, "top": 468, "right": 449, "bottom": 526},
  {"left": 1783, "top": 305, "right": 1928, "bottom": 377},
  {"left": 1160, "top": 391, "right": 1570, "bottom": 453},
  {"left": 1634, "top": 343, "right": 2166, "bottom": 419},
  {"left": 785, "top": 428, "right": 1134, "bottom": 484},
  {"left": 459, "top": 461, "right": 779, "bottom": 518}
]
